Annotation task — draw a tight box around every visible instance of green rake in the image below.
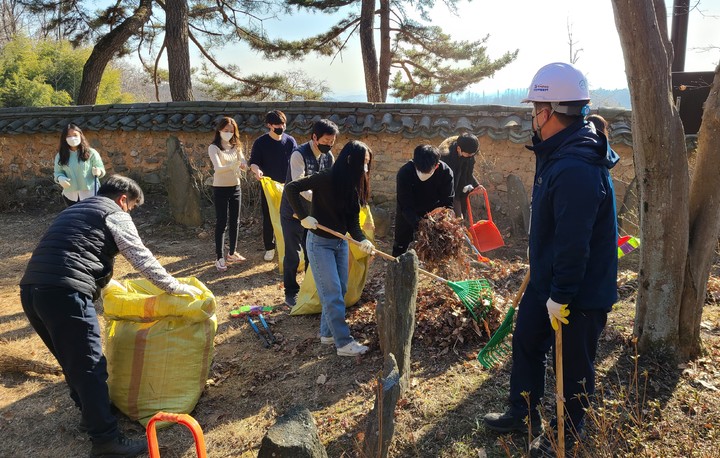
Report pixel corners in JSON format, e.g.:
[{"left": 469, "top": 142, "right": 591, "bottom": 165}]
[
  {"left": 477, "top": 270, "right": 530, "bottom": 368},
  {"left": 315, "top": 223, "right": 494, "bottom": 322}
]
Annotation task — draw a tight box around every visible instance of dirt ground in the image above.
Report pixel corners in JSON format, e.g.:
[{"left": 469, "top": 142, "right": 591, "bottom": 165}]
[{"left": 1, "top": 193, "right": 719, "bottom": 458}]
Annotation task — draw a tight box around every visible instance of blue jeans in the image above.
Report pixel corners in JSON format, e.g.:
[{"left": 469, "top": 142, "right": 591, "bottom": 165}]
[
  {"left": 20, "top": 284, "right": 119, "bottom": 442},
  {"left": 306, "top": 231, "right": 352, "bottom": 348}
]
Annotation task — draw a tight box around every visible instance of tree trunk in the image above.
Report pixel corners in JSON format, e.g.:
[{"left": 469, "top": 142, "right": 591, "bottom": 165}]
[
  {"left": 378, "top": 0, "right": 391, "bottom": 101},
  {"left": 359, "top": 0, "right": 381, "bottom": 102},
  {"left": 77, "top": 0, "right": 152, "bottom": 105},
  {"left": 611, "top": 0, "right": 689, "bottom": 359},
  {"left": 679, "top": 64, "right": 720, "bottom": 359},
  {"left": 165, "top": 0, "right": 194, "bottom": 101}
]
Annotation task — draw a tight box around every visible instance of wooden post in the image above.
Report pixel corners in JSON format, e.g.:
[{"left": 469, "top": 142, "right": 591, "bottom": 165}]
[
  {"left": 362, "top": 353, "right": 400, "bottom": 458},
  {"left": 376, "top": 249, "right": 418, "bottom": 395}
]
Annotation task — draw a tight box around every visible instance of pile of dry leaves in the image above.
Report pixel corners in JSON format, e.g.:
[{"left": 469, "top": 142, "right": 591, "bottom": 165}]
[
  {"left": 413, "top": 207, "right": 468, "bottom": 276},
  {"left": 347, "top": 259, "right": 532, "bottom": 354}
]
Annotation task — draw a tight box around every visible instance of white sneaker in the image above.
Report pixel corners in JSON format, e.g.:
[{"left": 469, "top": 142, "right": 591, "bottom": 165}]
[
  {"left": 337, "top": 340, "right": 368, "bottom": 357},
  {"left": 215, "top": 258, "right": 227, "bottom": 272},
  {"left": 263, "top": 249, "right": 275, "bottom": 261},
  {"left": 226, "top": 252, "right": 246, "bottom": 263},
  {"left": 320, "top": 336, "right": 335, "bottom": 345}
]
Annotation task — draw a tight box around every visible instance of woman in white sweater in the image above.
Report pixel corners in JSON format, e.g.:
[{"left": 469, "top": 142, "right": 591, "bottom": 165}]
[
  {"left": 53, "top": 124, "right": 106, "bottom": 206},
  {"left": 208, "top": 116, "right": 247, "bottom": 271}
]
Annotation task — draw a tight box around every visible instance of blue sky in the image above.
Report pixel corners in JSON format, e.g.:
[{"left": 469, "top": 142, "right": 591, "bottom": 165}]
[{"left": 176, "top": 0, "right": 720, "bottom": 98}]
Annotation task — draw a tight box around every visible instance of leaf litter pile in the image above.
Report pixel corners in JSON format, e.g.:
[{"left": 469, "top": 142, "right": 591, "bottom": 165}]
[
  {"left": 412, "top": 207, "right": 468, "bottom": 277},
  {"left": 347, "top": 255, "right": 530, "bottom": 357}
]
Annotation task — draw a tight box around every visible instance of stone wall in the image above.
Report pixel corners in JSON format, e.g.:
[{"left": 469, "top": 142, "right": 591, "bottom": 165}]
[
  {"left": 0, "top": 127, "right": 635, "bottom": 217},
  {"left": 0, "top": 101, "right": 637, "bottom": 223}
]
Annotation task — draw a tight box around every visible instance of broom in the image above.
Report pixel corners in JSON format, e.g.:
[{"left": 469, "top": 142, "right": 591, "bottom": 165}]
[
  {"left": 476, "top": 269, "right": 530, "bottom": 368},
  {"left": 315, "top": 223, "right": 493, "bottom": 322}
]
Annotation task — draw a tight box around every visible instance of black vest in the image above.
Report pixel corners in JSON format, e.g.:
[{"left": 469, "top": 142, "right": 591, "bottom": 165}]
[
  {"left": 284, "top": 143, "right": 333, "bottom": 184},
  {"left": 280, "top": 143, "right": 333, "bottom": 217},
  {"left": 21, "top": 196, "right": 121, "bottom": 300}
]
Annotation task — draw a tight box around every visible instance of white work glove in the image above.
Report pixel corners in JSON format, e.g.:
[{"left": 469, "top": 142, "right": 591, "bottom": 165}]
[
  {"left": 92, "top": 166, "right": 102, "bottom": 177},
  {"left": 300, "top": 216, "right": 318, "bottom": 230},
  {"left": 358, "top": 239, "right": 375, "bottom": 255},
  {"left": 173, "top": 284, "right": 203, "bottom": 297},
  {"left": 546, "top": 298, "right": 570, "bottom": 331},
  {"left": 58, "top": 176, "right": 71, "bottom": 189},
  {"left": 463, "top": 184, "right": 475, "bottom": 193}
]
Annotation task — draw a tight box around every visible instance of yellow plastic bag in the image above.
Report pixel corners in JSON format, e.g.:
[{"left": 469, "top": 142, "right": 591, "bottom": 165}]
[
  {"left": 260, "top": 177, "right": 289, "bottom": 274},
  {"left": 103, "top": 277, "right": 217, "bottom": 426},
  {"left": 290, "top": 206, "right": 375, "bottom": 315}
]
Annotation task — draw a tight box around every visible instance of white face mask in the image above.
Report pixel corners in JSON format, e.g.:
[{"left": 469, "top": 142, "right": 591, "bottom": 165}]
[
  {"left": 416, "top": 169, "right": 434, "bottom": 181},
  {"left": 66, "top": 136, "right": 81, "bottom": 147},
  {"left": 363, "top": 164, "right": 369, "bottom": 173},
  {"left": 220, "top": 131, "right": 234, "bottom": 142}
]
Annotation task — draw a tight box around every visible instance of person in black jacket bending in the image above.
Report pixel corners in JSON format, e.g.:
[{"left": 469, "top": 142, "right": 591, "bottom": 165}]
[
  {"left": 392, "top": 144, "right": 454, "bottom": 257},
  {"left": 19, "top": 175, "right": 201, "bottom": 458},
  {"left": 285, "top": 140, "right": 375, "bottom": 357}
]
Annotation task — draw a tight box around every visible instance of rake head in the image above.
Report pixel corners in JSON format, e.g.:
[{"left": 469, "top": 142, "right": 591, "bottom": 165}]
[
  {"left": 447, "top": 278, "right": 493, "bottom": 322},
  {"left": 477, "top": 306, "right": 516, "bottom": 368}
]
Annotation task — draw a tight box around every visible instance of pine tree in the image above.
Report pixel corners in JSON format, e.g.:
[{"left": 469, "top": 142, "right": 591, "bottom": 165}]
[{"left": 245, "top": 0, "right": 518, "bottom": 102}]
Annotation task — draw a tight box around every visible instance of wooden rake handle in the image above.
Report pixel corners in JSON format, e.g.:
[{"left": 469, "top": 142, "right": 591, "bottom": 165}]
[
  {"left": 511, "top": 270, "right": 531, "bottom": 310},
  {"left": 314, "top": 223, "right": 447, "bottom": 283},
  {"left": 556, "top": 325, "right": 565, "bottom": 457}
]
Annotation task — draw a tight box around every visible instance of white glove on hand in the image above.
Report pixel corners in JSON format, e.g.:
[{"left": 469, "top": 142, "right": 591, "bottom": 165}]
[
  {"left": 300, "top": 216, "right": 318, "bottom": 230},
  {"left": 173, "top": 284, "right": 203, "bottom": 297},
  {"left": 92, "top": 166, "right": 102, "bottom": 177},
  {"left": 58, "top": 176, "right": 71, "bottom": 189},
  {"left": 546, "top": 298, "right": 570, "bottom": 331},
  {"left": 463, "top": 184, "right": 475, "bottom": 193},
  {"left": 358, "top": 239, "right": 375, "bottom": 255}
]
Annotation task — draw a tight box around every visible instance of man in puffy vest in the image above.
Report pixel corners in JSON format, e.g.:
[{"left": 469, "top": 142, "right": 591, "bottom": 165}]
[
  {"left": 483, "top": 62, "right": 619, "bottom": 457},
  {"left": 20, "top": 175, "right": 201, "bottom": 458},
  {"left": 279, "top": 118, "right": 338, "bottom": 307}
]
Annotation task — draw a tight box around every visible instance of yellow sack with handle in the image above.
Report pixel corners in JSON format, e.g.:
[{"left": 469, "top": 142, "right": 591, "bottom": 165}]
[
  {"left": 290, "top": 206, "right": 375, "bottom": 315},
  {"left": 102, "top": 277, "right": 216, "bottom": 427}
]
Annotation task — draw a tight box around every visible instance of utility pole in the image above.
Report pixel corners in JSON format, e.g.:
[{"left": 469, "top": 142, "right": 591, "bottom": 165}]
[{"left": 670, "top": 0, "right": 690, "bottom": 72}]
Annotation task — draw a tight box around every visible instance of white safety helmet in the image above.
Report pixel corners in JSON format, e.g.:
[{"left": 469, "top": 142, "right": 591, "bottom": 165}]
[{"left": 522, "top": 62, "right": 590, "bottom": 115}]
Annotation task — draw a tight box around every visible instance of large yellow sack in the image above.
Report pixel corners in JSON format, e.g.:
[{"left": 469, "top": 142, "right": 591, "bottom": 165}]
[
  {"left": 290, "top": 206, "right": 375, "bottom": 315},
  {"left": 102, "top": 277, "right": 216, "bottom": 426},
  {"left": 260, "top": 177, "right": 289, "bottom": 274}
]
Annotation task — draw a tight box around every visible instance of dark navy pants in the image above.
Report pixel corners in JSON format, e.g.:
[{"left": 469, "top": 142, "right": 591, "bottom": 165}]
[
  {"left": 259, "top": 191, "right": 275, "bottom": 251},
  {"left": 509, "top": 282, "right": 608, "bottom": 433},
  {"left": 280, "top": 214, "right": 308, "bottom": 298},
  {"left": 20, "top": 285, "right": 118, "bottom": 442}
]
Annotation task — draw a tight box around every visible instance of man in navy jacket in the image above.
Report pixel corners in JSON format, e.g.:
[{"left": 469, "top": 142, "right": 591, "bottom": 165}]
[{"left": 483, "top": 63, "right": 619, "bottom": 457}]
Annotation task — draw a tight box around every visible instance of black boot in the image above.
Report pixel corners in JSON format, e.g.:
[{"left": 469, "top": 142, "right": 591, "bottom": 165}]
[
  {"left": 90, "top": 434, "right": 147, "bottom": 458},
  {"left": 483, "top": 410, "right": 543, "bottom": 436}
]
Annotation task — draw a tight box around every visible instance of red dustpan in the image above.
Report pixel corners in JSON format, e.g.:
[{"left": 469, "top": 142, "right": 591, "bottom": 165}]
[{"left": 466, "top": 186, "right": 505, "bottom": 252}]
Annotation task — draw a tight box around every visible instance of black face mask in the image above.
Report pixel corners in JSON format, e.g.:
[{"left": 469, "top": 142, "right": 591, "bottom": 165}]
[
  {"left": 273, "top": 127, "right": 284, "bottom": 135},
  {"left": 317, "top": 144, "right": 332, "bottom": 154}
]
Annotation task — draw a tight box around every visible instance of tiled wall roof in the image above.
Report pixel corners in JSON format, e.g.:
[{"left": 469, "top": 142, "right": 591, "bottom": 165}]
[{"left": 0, "top": 101, "right": 635, "bottom": 145}]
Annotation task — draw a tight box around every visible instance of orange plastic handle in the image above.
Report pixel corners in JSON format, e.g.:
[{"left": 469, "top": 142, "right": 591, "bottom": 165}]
[
  {"left": 146, "top": 412, "right": 207, "bottom": 458},
  {"left": 466, "top": 185, "right": 494, "bottom": 226}
]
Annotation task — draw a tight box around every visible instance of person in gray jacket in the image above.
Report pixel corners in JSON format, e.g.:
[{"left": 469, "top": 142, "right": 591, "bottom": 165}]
[{"left": 20, "top": 175, "right": 201, "bottom": 458}]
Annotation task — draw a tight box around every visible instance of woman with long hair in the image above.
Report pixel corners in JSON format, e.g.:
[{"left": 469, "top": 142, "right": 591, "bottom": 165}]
[
  {"left": 208, "top": 116, "right": 247, "bottom": 272},
  {"left": 53, "top": 124, "right": 106, "bottom": 206},
  {"left": 285, "top": 140, "right": 375, "bottom": 357}
]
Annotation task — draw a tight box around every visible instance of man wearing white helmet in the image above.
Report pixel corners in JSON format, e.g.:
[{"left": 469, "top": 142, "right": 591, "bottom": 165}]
[{"left": 483, "top": 62, "right": 619, "bottom": 456}]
